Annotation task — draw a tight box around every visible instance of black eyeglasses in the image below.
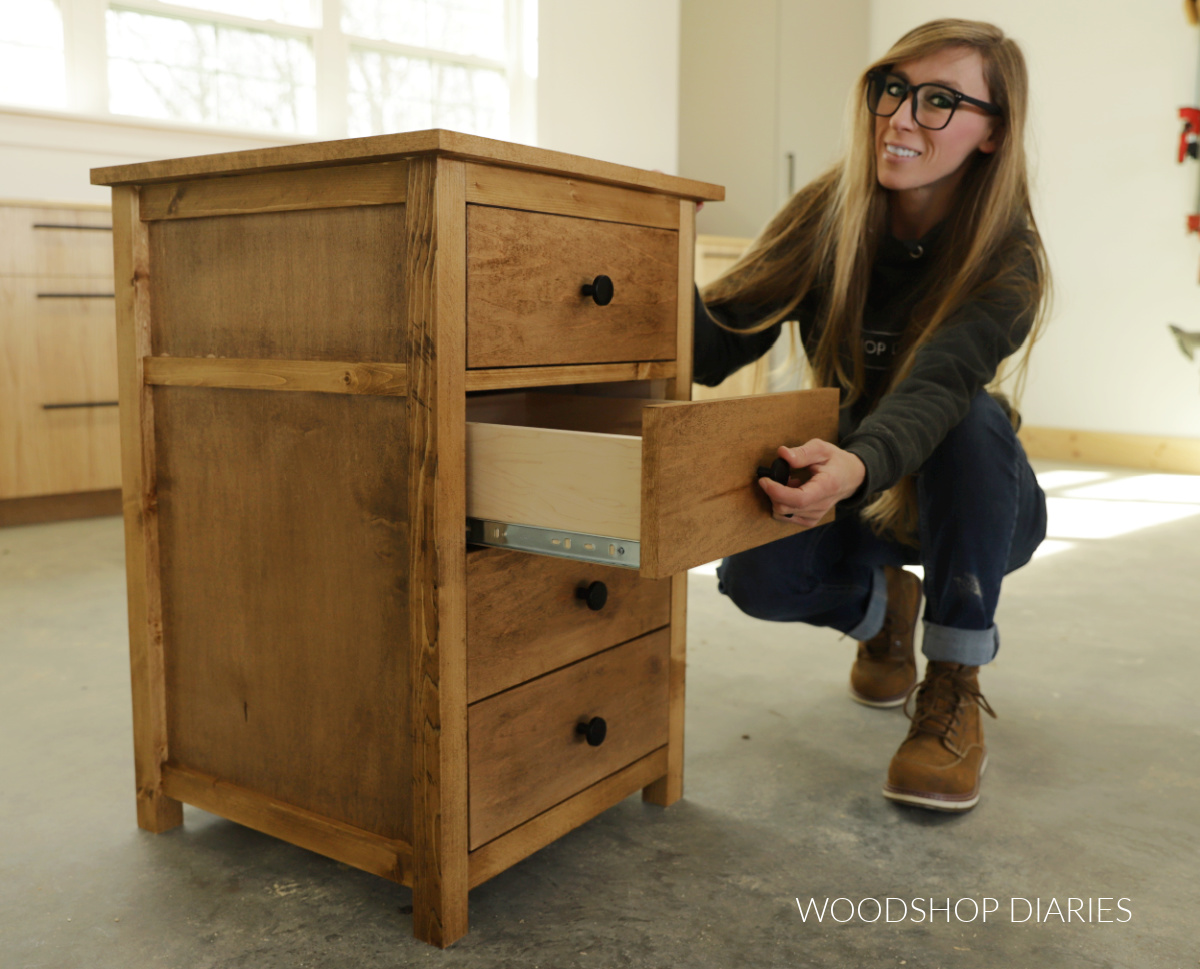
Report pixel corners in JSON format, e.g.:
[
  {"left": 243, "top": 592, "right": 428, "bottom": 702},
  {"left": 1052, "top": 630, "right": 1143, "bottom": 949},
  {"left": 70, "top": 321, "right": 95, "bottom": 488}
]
[{"left": 866, "top": 70, "right": 1001, "bottom": 131}]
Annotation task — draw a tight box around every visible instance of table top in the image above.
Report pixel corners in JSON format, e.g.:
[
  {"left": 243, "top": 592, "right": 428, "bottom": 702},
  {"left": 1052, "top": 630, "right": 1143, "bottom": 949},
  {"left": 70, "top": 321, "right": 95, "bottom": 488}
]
[{"left": 90, "top": 128, "right": 725, "bottom": 203}]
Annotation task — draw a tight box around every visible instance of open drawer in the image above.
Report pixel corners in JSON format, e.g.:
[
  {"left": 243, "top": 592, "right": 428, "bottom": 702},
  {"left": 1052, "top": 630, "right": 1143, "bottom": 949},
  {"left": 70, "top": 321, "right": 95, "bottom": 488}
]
[{"left": 465, "top": 388, "right": 839, "bottom": 579}]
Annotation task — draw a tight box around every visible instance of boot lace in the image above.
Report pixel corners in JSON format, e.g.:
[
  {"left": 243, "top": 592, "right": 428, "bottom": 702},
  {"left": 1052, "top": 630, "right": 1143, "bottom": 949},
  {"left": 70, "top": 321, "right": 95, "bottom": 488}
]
[{"left": 902, "top": 664, "right": 997, "bottom": 756}]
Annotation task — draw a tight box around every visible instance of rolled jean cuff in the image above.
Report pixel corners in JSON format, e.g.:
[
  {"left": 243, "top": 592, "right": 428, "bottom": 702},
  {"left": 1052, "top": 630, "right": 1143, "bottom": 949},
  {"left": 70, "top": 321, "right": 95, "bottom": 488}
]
[
  {"left": 921, "top": 621, "right": 999, "bottom": 666},
  {"left": 846, "top": 565, "right": 888, "bottom": 641}
]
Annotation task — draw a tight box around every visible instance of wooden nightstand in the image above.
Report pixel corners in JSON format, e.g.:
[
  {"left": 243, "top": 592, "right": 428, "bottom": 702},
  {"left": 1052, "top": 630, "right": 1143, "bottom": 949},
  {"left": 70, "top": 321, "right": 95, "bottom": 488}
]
[{"left": 91, "top": 131, "right": 837, "bottom": 947}]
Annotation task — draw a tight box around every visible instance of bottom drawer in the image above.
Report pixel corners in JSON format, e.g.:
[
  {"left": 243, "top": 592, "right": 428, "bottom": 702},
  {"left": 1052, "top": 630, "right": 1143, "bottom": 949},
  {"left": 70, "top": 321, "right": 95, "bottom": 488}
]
[{"left": 467, "top": 628, "right": 670, "bottom": 850}]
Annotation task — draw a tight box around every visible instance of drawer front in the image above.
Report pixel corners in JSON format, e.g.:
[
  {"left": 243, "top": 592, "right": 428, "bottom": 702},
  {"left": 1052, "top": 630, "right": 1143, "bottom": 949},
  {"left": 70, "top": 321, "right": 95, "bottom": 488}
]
[
  {"left": 0, "top": 206, "right": 114, "bottom": 278},
  {"left": 466, "top": 389, "right": 841, "bottom": 578},
  {"left": 467, "top": 546, "right": 671, "bottom": 702},
  {"left": 468, "top": 628, "right": 669, "bottom": 849},
  {"left": 466, "top": 205, "right": 678, "bottom": 368}
]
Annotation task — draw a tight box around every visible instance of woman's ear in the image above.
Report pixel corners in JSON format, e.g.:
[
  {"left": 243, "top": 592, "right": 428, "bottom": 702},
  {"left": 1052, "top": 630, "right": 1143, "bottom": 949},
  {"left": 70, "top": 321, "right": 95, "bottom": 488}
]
[{"left": 978, "top": 121, "right": 1003, "bottom": 155}]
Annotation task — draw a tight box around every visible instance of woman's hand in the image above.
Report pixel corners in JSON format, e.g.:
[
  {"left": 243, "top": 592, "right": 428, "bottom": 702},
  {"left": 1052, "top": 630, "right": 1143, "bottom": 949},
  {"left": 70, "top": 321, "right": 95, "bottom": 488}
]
[{"left": 757, "top": 440, "right": 866, "bottom": 527}]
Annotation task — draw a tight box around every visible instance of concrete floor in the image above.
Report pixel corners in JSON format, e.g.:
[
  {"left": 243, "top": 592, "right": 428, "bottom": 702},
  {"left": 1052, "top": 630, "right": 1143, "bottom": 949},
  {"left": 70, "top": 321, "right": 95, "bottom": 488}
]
[{"left": 3, "top": 461, "right": 1199, "bottom": 968}]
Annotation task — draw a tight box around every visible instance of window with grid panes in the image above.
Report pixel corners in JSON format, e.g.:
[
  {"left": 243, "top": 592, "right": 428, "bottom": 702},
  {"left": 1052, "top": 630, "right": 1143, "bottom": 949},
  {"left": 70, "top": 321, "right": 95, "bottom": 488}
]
[{"left": 0, "top": 0, "right": 533, "bottom": 140}]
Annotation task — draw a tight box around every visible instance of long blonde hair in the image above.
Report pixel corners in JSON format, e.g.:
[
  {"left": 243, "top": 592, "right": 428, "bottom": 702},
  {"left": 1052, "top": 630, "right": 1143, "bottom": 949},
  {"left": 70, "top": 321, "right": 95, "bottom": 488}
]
[{"left": 703, "top": 19, "right": 1050, "bottom": 541}]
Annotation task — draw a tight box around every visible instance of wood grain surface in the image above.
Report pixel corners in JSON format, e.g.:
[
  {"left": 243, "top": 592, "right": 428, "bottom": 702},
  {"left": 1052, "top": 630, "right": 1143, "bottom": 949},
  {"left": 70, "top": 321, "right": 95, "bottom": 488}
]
[
  {"left": 162, "top": 764, "right": 413, "bottom": 884},
  {"left": 466, "top": 421, "right": 643, "bottom": 540},
  {"left": 467, "top": 629, "right": 670, "bottom": 849},
  {"left": 140, "top": 161, "right": 409, "bottom": 221},
  {"left": 466, "top": 206, "right": 677, "bottom": 368},
  {"left": 91, "top": 129, "right": 725, "bottom": 203},
  {"left": 143, "top": 357, "right": 408, "bottom": 397},
  {"left": 406, "top": 156, "right": 471, "bottom": 948},
  {"left": 464, "top": 360, "right": 675, "bottom": 392},
  {"left": 155, "top": 387, "right": 412, "bottom": 841},
  {"left": 468, "top": 747, "right": 668, "bottom": 888},
  {"left": 148, "top": 205, "right": 406, "bottom": 361},
  {"left": 464, "top": 163, "right": 680, "bottom": 229},
  {"left": 466, "top": 546, "right": 671, "bottom": 702},
  {"left": 112, "top": 186, "right": 183, "bottom": 833},
  {"left": 638, "top": 389, "right": 841, "bottom": 578}
]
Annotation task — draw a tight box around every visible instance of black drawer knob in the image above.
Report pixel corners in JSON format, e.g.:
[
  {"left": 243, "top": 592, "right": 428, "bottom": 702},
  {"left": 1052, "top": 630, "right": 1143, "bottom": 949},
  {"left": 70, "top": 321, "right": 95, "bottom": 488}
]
[
  {"left": 575, "top": 580, "right": 608, "bottom": 611},
  {"left": 581, "top": 275, "right": 614, "bottom": 306},
  {"left": 755, "top": 456, "right": 791, "bottom": 486},
  {"left": 576, "top": 717, "right": 607, "bottom": 747}
]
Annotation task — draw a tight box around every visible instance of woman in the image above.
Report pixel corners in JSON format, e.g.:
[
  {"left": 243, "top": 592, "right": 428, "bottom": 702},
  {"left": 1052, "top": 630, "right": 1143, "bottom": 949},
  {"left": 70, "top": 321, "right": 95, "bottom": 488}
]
[{"left": 695, "top": 19, "right": 1049, "bottom": 812}]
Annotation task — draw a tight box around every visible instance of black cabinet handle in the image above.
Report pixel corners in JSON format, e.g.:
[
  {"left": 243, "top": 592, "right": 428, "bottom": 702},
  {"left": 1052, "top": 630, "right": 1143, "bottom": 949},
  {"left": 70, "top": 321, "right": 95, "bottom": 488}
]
[
  {"left": 575, "top": 581, "right": 608, "bottom": 611},
  {"left": 43, "top": 401, "right": 119, "bottom": 410},
  {"left": 576, "top": 717, "right": 607, "bottom": 747},
  {"left": 31, "top": 223, "right": 112, "bottom": 231},
  {"left": 755, "top": 456, "right": 791, "bottom": 486},
  {"left": 581, "top": 275, "right": 614, "bottom": 306}
]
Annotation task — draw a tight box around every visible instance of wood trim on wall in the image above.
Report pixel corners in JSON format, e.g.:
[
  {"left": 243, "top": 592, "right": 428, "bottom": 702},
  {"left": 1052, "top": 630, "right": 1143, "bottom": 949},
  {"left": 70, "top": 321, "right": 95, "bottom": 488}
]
[
  {"left": 1020, "top": 426, "right": 1200, "bottom": 475},
  {"left": 0, "top": 489, "right": 121, "bottom": 527}
]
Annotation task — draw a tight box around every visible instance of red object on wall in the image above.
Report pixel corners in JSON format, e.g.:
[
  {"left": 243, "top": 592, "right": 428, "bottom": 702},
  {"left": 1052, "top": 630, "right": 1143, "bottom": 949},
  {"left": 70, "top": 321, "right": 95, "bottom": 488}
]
[{"left": 1178, "top": 107, "right": 1200, "bottom": 163}]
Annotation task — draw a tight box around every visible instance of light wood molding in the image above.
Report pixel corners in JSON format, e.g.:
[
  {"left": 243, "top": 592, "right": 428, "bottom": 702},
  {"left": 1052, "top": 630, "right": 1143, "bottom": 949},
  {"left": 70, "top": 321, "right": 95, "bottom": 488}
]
[
  {"left": 143, "top": 357, "right": 409, "bottom": 396},
  {"left": 468, "top": 747, "right": 669, "bottom": 889},
  {"left": 466, "top": 421, "right": 644, "bottom": 541},
  {"left": 140, "top": 161, "right": 409, "bottom": 221},
  {"left": 464, "top": 361, "right": 675, "bottom": 392},
  {"left": 464, "top": 163, "right": 680, "bottom": 229},
  {"left": 0, "top": 488, "right": 121, "bottom": 527},
  {"left": 1020, "top": 425, "right": 1200, "bottom": 474},
  {"left": 161, "top": 765, "right": 412, "bottom": 883},
  {"left": 91, "top": 129, "right": 725, "bottom": 202}
]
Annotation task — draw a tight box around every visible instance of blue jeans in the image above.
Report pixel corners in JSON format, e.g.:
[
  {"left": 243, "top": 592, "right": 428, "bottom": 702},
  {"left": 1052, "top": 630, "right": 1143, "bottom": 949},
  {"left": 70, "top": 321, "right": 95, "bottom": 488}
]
[{"left": 715, "top": 392, "right": 1047, "bottom": 666}]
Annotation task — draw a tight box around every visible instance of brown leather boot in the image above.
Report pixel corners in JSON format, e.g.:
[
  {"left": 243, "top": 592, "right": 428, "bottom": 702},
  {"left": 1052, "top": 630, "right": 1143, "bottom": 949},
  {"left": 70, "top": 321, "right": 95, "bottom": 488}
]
[
  {"left": 882, "top": 661, "right": 997, "bottom": 812},
  {"left": 849, "top": 566, "right": 920, "bottom": 707}
]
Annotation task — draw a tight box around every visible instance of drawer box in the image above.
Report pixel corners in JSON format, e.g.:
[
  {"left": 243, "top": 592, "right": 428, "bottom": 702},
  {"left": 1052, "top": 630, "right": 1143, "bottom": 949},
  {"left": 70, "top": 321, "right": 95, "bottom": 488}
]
[
  {"left": 466, "top": 206, "right": 677, "bottom": 368},
  {"left": 466, "top": 546, "right": 671, "bottom": 702},
  {"left": 467, "top": 628, "right": 670, "bottom": 849},
  {"left": 465, "top": 388, "right": 840, "bottom": 578}
]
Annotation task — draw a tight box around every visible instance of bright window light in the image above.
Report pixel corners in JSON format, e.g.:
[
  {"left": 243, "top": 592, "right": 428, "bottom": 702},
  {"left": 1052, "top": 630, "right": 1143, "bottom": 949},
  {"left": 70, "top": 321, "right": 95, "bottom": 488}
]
[
  {"left": 347, "top": 47, "right": 508, "bottom": 138},
  {"left": 342, "top": 0, "right": 507, "bottom": 60},
  {"left": 1035, "top": 470, "right": 1111, "bottom": 491},
  {"left": 0, "top": 0, "right": 66, "bottom": 110},
  {"left": 107, "top": 7, "right": 317, "bottom": 133},
  {"left": 180, "top": 0, "right": 319, "bottom": 26},
  {"left": 1062, "top": 473, "right": 1200, "bottom": 505},
  {"left": 1044, "top": 497, "right": 1200, "bottom": 540}
]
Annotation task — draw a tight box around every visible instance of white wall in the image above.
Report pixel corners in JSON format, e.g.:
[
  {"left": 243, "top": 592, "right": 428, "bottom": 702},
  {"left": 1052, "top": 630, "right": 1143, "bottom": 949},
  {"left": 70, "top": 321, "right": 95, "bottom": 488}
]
[
  {"left": 537, "top": 0, "right": 680, "bottom": 173},
  {"left": 872, "top": 1, "right": 1200, "bottom": 439}
]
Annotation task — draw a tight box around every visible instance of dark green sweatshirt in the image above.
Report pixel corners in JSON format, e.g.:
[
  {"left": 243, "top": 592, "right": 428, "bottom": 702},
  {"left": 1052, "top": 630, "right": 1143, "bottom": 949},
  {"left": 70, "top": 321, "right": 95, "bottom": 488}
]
[{"left": 693, "top": 227, "right": 1036, "bottom": 507}]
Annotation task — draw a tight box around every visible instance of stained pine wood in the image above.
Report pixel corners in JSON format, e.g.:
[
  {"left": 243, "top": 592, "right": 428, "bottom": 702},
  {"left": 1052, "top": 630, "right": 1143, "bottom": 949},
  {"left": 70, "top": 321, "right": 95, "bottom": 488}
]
[
  {"left": 0, "top": 488, "right": 121, "bottom": 527},
  {"left": 466, "top": 206, "right": 678, "bottom": 368},
  {"left": 111, "top": 186, "right": 182, "bottom": 833},
  {"left": 643, "top": 574, "right": 688, "bottom": 806},
  {"left": 466, "top": 547, "right": 671, "bottom": 702},
  {"left": 140, "top": 161, "right": 409, "bottom": 221},
  {"left": 406, "top": 156, "right": 471, "bottom": 948},
  {"left": 148, "top": 205, "right": 406, "bottom": 362},
  {"left": 464, "top": 360, "right": 675, "bottom": 392},
  {"left": 464, "top": 163, "right": 680, "bottom": 229},
  {"left": 468, "top": 747, "right": 668, "bottom": 889},
  {"left": 465, "top": 391, "right": 648, "bottom": 436},
  {"left": 162, "top": 765, "right": 413, "bottom": 884},
  {"left": 155, "top": 387, "right": 412, "bottom": 840},
  {"left": 467, "top": 629, "right": 670, "bottom": 850},
  {"left": 466, "top": 421, "right": 643, "bottom": 540},
  {"left": 638, "top": 389, "right": 841, "bottom": 578},
  {"left": 91, "top": 129, "right": 725, "bottom": 204},
  {"left": 143, "top": 357, "right": 409, "bottom": 397},
  {"left": 669, "top": 201, "right": 696, "bottom": 401}
]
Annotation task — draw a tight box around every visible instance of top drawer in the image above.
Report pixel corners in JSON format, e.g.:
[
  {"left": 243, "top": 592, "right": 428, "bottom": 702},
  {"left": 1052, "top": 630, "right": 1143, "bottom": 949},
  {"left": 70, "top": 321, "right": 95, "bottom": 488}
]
[
  {"left": 0, "top": 206, "right": 114, "bottom": 279},
  {"left": 466, "top": 206, "right": 678, "bottom": 368}
]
